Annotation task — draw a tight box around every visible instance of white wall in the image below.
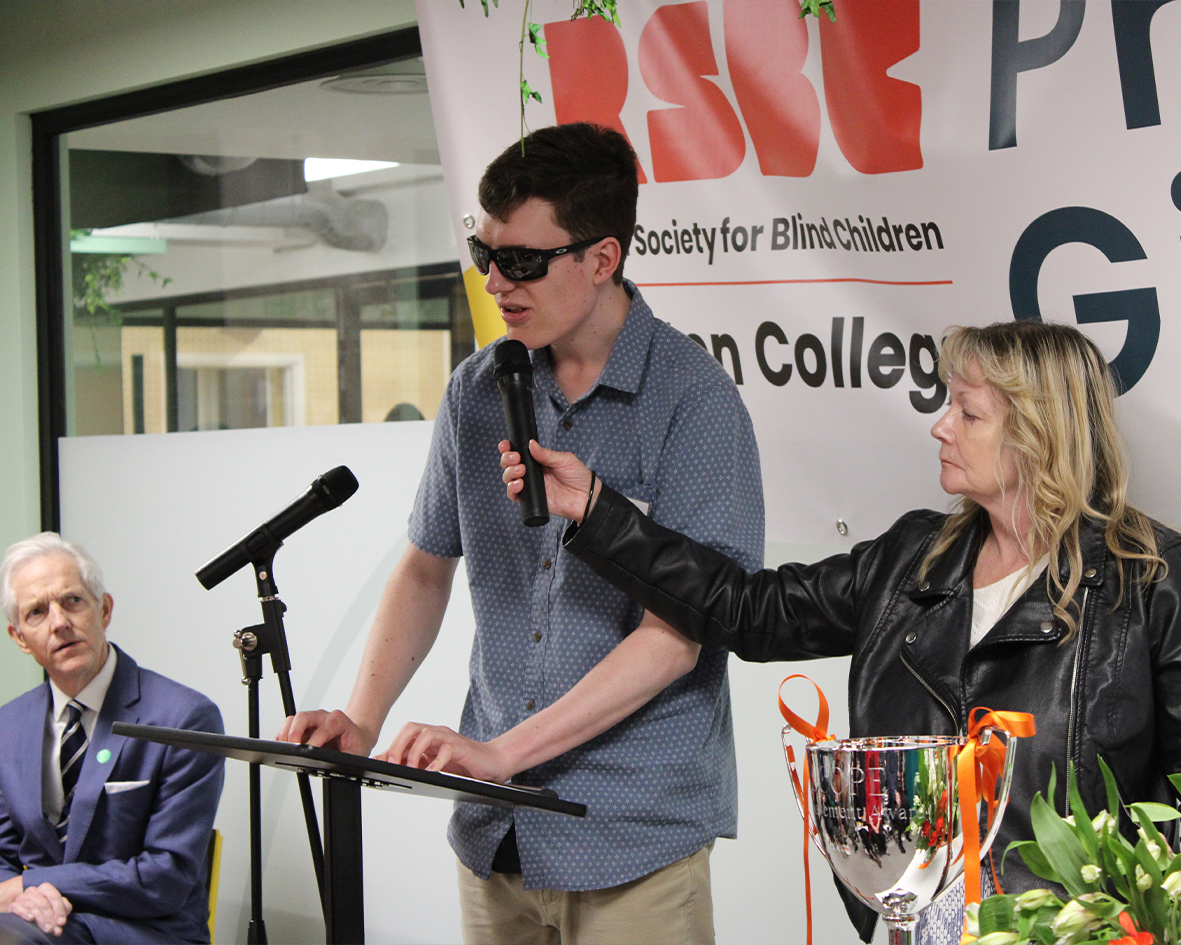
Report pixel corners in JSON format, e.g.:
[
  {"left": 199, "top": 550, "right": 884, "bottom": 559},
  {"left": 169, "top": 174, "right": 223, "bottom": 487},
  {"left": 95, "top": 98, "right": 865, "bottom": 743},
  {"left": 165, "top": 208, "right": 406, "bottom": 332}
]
[{"left": 0, "top": 0, "right": 418, "bottom": 700}]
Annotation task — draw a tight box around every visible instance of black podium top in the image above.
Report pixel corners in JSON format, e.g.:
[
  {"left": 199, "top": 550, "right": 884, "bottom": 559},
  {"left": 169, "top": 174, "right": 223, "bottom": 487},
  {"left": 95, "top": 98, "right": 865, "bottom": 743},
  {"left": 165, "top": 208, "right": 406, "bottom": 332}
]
[{"left": 112, "top": 723, "right": 587, "bottom": 817}]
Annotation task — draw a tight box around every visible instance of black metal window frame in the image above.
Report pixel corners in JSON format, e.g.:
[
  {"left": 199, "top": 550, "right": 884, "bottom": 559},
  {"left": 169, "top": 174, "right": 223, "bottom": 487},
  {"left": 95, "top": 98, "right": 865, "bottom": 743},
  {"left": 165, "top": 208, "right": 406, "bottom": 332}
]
[{"left": 31, "top": 25, "right": 423, "bottom": 531}]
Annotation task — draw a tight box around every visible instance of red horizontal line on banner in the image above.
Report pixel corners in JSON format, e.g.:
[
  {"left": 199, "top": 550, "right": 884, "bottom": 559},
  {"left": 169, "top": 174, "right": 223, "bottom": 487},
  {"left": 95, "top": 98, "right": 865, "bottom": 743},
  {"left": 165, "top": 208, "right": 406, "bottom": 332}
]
[{"left": 635, "top": 278, "right": 954, "bottom": 287}]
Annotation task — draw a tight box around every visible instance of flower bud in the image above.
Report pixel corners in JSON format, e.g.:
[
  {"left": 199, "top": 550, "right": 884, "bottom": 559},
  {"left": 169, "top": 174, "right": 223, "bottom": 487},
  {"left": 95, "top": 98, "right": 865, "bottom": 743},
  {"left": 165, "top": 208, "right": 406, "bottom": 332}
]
[
  {"left": 1091, "top": 810, "right": 1116, "bottom": 837},
  {"left": 1051, "top": 899, "right": 1103, "bottom": 937},
  {"left": 1080, "top": 864, "right": 1103, "bottom": 883},
  {"left": 1163, "top": 870, "right": 1181, "bottom": 900},
  {"left": 1135, "top": 865, "right": 1153, "bottom": 891},
  {"left": 1144, "top": 837, "right": 1164, "bottom": 864},
  {"left": 1015, "top": 888, "right": 1059, "bottom": 911},
  {"left": 975, "top": 933, "right": 1020, "bottom": 945},
  {"left": 965, "top": 902, "right": 980, "bottom": 936}
]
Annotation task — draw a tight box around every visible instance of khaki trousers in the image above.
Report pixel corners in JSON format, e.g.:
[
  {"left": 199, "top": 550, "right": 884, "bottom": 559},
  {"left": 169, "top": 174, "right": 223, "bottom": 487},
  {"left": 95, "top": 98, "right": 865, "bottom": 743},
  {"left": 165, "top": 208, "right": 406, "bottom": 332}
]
[{"left": 456, "top": 844, "right": 715, "bottom": 945}]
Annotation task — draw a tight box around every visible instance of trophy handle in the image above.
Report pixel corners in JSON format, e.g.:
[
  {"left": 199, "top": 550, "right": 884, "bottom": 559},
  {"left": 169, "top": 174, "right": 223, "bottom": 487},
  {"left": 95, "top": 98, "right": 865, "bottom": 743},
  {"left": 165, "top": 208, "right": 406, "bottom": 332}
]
[
  {"left": 977, "top": 729, "right": 1018, "bottom": 858},
  {"left": 781, "top": 725, "right": 819, "bottom": 844}
]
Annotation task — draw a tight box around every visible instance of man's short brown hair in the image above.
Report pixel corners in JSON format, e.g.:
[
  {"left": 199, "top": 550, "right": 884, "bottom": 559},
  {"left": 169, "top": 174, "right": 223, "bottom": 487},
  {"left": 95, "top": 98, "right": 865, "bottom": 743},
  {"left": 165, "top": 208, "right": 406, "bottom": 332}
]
[{"left": 478, "top": 123, "right": 639, "bottom": 285}]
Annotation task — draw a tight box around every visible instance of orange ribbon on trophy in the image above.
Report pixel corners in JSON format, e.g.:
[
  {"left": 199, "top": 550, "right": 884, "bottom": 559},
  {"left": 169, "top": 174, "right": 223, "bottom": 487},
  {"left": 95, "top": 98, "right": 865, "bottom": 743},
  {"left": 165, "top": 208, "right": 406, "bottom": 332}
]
[
  {"left": 956, "top": 707, "right": 1036, "bottom": 944},
  {"left": 778, "top": 675, "right": 834, "bottom": 945}
]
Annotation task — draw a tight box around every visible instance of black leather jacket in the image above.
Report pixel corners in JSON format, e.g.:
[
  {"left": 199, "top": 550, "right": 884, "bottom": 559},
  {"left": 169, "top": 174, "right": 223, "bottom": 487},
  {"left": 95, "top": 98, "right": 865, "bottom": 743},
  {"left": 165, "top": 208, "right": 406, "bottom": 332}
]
[{"left": 565, "top": 486, "right": 1181, "bottom": 938}]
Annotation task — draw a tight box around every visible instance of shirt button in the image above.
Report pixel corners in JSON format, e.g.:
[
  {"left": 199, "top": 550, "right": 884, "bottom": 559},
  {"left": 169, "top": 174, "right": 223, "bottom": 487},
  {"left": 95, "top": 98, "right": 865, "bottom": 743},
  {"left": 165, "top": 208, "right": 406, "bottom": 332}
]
[
  {"left": 533, "top": 631, "right": 542, "bottom": 642},
  {"left": 561, "top": 419, "right": 573, "bottom": 430},
  {"left": 905, "top": 632, "right": 917, "bottom": 644},
  {"left": 1040, "top": 621, "right": 1054, "bottom": 633},
  {"left": 525, "top": 699, "right": 536, "bottom": 711},
  {"left": 543, "top": 559, "right": 552, "bottom": 570}
]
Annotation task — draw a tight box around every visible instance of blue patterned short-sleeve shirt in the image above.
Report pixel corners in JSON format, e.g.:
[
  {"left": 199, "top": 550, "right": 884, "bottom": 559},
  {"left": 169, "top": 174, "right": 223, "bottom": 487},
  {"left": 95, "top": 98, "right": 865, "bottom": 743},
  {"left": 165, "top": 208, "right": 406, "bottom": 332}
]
[{"left": 408, "top": 283, "right": 764, "bottom": 891}]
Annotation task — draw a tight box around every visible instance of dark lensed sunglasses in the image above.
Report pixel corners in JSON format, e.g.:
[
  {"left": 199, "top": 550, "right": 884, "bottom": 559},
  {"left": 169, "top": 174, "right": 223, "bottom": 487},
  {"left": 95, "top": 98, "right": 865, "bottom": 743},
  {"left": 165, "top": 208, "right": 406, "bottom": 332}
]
[{"left": 467, "top": 235, "right": 610, "bottom": 282}]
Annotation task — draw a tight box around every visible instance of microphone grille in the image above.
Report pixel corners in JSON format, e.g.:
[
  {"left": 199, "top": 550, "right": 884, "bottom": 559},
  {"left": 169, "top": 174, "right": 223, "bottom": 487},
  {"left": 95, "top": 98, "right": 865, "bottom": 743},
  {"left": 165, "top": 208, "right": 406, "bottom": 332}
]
[
  {"left": 493, "top": 339, "right": 532, "bottom": 379},
  {"left": 318, "top": 465, "right": 359, "bottom": 508}
]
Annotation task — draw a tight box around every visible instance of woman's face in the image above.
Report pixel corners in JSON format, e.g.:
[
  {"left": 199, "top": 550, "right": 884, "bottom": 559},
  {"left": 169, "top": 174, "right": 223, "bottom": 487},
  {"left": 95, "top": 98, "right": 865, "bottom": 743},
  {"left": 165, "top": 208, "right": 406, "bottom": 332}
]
[{"left": 930, "top": 366, "right": 1018, "bottom": 509}]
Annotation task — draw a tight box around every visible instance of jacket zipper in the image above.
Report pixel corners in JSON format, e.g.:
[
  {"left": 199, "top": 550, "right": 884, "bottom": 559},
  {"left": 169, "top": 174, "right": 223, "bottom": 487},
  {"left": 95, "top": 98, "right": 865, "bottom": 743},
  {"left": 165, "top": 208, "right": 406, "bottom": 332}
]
[
  {"left": 1063, "top": 585, "right": 1091, "bottom": 812},
  {"left": 902, "top": 651, "right": 963, "bottom": 735}
]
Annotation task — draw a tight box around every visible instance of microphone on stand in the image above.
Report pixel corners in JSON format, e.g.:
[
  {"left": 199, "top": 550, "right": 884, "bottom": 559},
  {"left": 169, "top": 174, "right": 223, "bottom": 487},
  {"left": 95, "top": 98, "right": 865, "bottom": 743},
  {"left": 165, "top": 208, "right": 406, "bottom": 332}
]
[
  {"left": 493, "top": 339, "right": 549, "bottom": 527},
  {"left": 196, "top": 465, "right": 360, "bottom": 589}
]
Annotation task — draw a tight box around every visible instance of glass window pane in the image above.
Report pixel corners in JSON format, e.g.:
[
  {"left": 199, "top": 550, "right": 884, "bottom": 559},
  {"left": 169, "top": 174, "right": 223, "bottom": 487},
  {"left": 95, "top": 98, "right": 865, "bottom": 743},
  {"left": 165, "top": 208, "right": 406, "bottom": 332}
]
[{"left": 61, "top": 58, "right": 471, "bottom": 436}]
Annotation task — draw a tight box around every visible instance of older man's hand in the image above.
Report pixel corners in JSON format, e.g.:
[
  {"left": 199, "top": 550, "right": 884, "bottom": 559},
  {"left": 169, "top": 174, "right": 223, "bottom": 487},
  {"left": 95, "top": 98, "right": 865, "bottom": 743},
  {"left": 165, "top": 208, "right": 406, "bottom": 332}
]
[{"left": 3, "top": 880, "right": 73, "bottom": 936}]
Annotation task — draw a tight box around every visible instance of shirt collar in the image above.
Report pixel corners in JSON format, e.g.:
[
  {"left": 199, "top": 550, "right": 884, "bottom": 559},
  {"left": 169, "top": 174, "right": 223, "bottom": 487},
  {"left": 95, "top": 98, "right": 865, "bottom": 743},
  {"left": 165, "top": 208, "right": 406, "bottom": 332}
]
[
  {"left": 532, "top": 281, "right": 656, "bottom": 406},
  {"left": 595, "top": 282, "right": 656, "bottom": 396},
  {"left": 51, "top": 644, "right": 117, "bottom": 720}
]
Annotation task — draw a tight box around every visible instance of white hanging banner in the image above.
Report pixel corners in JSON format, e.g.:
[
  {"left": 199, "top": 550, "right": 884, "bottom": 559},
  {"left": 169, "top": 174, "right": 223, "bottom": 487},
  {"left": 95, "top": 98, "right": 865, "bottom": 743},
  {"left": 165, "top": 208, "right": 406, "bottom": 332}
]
[{"left": 417, "top": 0, "right": 1181, "bottom": 544}]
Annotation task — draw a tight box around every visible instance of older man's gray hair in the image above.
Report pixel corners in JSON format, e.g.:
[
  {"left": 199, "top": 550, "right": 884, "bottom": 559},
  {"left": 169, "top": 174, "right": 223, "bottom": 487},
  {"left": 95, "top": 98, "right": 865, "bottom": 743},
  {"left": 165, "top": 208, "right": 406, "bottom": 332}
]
[{"left": 0, "top": 532, "right": 107, "bottom": 626}]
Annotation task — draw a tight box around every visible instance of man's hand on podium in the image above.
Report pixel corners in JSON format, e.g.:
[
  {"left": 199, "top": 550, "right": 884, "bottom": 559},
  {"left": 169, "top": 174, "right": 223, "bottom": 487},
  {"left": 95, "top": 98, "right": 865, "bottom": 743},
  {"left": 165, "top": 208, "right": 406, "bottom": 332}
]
[
  {"left": 277, "top": 710, "right": 376, "bottom": 757},
  {"left": 376, "top": 723, "right": 512, "bottom": 784}
]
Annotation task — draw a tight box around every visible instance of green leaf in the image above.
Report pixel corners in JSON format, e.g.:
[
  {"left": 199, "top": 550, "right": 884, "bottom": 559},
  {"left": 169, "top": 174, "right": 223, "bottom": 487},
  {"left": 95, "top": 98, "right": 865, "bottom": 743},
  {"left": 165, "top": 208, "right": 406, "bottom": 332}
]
[
  {"left": 1128, "top": 802, "right": 1181, "bottom": 824},
  {"left": 1007, "top": 839, "right": 1062, "bottom": 884},
  {"left": 1099, "top": 756, "right": 1121, "bottom": 817},
  {"left": 520, "top": 79, "right": 542, "bottom": 105},
  {"left": 528, "top": 22, "right": 549, "bottom": 58},
  {"left": 1167, "top": 772, "right": 1181, "bottom": 797},
  {"left": 1132, "top": 835, "right": 1165, "bottom": 882},
  {"left": 979, "top": 895, "right": 1018, "bottom": 935},
  {"left": 1029, "top": 792, "right": 1092, "bottom": 898},
  {"left": 1142, "top": 885, "right": 1170, "bottom": 941},
  {"left": 575, "top": 0, "right": 620, "bottom": 27},
  {"left": 1067, "top": 762, "right": 1100, "bottom": 860}
]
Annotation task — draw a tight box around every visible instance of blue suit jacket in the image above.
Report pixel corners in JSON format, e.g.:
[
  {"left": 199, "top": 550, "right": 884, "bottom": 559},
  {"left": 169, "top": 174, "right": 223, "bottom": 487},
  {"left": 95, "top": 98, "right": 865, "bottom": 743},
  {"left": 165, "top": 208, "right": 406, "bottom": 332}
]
[{"left": 0, "top": 645, "right": 225, "bottom": 944}]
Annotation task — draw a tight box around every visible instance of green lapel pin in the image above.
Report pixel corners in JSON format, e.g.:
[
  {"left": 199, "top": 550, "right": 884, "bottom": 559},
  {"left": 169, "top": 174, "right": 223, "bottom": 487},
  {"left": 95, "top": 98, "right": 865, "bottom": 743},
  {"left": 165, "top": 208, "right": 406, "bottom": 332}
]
[{"left": 96, "top": 749, "right": 111, "bottom": 764}]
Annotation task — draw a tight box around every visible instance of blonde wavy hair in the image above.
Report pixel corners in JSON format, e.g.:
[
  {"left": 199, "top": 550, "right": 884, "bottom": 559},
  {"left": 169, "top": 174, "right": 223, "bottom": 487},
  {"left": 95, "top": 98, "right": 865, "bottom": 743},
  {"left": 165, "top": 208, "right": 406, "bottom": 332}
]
[{"left": 921, "top": 321, "right": 1164, "bottom": 637}]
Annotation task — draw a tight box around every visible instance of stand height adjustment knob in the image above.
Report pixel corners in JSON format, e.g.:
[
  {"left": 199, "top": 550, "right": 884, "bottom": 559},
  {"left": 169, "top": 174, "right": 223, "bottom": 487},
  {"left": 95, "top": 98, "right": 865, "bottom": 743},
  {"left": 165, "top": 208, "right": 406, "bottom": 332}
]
[{"left": 234, "top": 630, "right": 259, "bottom": 652}]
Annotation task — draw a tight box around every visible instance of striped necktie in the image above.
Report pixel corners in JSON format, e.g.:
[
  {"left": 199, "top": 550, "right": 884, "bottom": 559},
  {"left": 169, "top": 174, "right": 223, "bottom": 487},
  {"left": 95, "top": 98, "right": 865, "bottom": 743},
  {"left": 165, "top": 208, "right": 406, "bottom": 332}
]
[{"left": 57, "top": 699, "right": 88, "bottom": 843}]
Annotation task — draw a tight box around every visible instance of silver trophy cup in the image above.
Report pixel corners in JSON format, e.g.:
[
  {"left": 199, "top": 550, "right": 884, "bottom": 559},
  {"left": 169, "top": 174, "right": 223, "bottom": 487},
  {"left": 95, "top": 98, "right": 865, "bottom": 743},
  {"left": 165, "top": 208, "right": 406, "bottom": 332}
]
[{"left": 784, "top": 731, "right": 1017, "bottom": 945}]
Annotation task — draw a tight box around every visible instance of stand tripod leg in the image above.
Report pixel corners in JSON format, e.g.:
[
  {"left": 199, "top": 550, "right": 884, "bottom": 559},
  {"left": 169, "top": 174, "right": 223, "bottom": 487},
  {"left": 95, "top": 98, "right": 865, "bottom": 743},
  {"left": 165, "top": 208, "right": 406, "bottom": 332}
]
[{"left": 246, "top": 674, "right": 268, "bottom": 944}]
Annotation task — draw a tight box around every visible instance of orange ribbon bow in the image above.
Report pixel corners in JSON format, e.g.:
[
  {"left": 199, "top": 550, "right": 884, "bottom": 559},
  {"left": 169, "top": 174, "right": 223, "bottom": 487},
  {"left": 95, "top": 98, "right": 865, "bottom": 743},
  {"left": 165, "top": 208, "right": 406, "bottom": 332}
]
[{"left": 956, "top": 707, "right": 1036, "bottom": 943}]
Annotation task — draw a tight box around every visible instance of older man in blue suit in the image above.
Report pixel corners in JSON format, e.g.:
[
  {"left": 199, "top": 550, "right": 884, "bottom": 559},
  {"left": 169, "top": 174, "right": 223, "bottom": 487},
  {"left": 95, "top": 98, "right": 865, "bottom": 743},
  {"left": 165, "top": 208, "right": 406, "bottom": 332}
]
[{"left": 0, "top": 533, "right": 224, "bottom": 944}]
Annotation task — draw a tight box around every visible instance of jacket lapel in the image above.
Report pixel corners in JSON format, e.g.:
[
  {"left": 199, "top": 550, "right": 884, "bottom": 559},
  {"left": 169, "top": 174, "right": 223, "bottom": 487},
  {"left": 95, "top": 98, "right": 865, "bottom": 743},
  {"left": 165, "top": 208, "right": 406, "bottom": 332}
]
[
  {"left": 898, "top": 514, "right": 1110, "bottom": 719},
  {"left": 896, "top": 513, "right": 984, "bottom": 727},
  {"left": 63, "top": 646, "right": 141, "bottom": 862}
]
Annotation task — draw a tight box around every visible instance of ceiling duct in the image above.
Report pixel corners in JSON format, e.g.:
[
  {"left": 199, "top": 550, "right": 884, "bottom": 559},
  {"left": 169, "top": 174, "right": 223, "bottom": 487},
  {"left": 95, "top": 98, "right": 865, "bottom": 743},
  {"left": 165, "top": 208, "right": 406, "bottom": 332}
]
[{"left": 170, "top": 188, "right": 388, "bottom": 252}]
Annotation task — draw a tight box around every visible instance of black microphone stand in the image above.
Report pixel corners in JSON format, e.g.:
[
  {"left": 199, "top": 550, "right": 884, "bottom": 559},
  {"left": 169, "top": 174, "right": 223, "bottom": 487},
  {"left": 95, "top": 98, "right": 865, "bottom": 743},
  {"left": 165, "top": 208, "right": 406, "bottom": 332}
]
[{"left": 230, "top": 545, "right": 327, "bottom": 944}]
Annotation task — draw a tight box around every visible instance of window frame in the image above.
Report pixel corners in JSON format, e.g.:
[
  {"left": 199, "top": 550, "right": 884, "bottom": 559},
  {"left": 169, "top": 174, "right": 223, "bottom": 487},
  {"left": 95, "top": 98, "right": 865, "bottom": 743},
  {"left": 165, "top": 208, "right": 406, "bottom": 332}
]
[{"left": 32, "top": 26, "right": 424, "bottom": 530}]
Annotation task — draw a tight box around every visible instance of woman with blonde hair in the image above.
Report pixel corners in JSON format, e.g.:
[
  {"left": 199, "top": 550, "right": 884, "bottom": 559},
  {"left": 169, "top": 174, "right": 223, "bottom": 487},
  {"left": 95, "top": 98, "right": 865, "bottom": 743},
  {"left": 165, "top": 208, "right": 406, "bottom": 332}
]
[{"left": 500, "top": 320, "right": 1181, "bottom": 942}]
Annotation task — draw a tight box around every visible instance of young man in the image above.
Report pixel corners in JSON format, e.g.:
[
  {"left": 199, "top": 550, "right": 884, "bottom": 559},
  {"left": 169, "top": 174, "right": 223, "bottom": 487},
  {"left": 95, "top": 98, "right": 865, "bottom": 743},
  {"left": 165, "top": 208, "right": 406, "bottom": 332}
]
[
  {"left": 0, "top": 533, "right": 224, "bottom": 944},
  {"left": 280, "top": 123, "right": 764, "bottom": 944}
]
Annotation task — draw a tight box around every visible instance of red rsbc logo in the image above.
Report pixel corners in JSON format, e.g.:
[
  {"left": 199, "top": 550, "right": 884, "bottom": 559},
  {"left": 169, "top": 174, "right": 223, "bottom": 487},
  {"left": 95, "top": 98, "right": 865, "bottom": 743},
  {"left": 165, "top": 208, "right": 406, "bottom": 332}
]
[{"left": 546, "top": 0, "right": 922, "bottom": 182}]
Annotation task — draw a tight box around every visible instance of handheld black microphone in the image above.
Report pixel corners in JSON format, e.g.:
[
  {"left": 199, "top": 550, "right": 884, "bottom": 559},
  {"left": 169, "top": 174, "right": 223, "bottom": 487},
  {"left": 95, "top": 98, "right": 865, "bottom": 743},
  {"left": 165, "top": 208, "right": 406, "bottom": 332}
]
[
  {"left": 196, "top": 465, "right": 360, "bottom": 589},
  {"left": 493, "top": 339, "right": 549, "bottom": 527}
]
